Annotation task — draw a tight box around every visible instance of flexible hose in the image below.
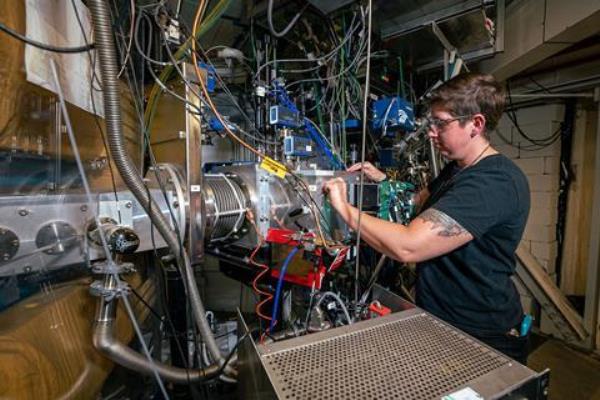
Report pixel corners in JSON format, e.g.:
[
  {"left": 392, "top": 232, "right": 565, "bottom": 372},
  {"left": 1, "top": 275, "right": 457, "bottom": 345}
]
[
  {"left": 270, "top": 246, "right": 300, "bottom": 331},
  {"left": 94, "top": 297, "right": 220, "bottom": 383},
  {"left": 87, "top": 0, "right": 232, "bottom": 377},
  {"left": 267, "top": 0, "right": 307, "bottom": 38}
]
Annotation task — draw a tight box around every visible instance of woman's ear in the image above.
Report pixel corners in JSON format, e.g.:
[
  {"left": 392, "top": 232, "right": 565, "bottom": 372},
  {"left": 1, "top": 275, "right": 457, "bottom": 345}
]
[{"left": 471, "top": 113, "right": 486, "bottom": 137}]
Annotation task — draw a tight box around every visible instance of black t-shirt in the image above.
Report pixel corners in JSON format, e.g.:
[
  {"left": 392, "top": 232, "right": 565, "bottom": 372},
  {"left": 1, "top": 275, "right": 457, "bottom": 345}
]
[{"left": 416, "top": 154, "right": 530, "bottom": 334}]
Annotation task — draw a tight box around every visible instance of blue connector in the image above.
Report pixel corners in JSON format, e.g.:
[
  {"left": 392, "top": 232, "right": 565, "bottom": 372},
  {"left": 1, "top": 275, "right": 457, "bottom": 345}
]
[{"left": 520, "top": 314, "right": 533, "bottom": 336}]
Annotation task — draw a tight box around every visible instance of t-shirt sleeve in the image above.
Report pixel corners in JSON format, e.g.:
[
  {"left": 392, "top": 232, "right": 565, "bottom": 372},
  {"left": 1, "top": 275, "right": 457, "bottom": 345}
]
[{"left": 430, "top": 170, "right": 516, "bottom": 239}]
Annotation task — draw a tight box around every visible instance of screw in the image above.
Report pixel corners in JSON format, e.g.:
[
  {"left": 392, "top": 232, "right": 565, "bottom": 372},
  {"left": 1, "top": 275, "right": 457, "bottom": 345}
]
[
  {"left": 18, "top": 209, "right": 29, "bottom": 217},
  {"left": 125, "top": 202, "right": 132, "bottom": 209},
  {"left": 24, "top": 266, "right": 32, "bottom": 273},
  {"left": 173, "top": 201, "right": 179, "bottom": 208},
  {"left": 80, "top": 205, "right": 88, "bottom": 212}
]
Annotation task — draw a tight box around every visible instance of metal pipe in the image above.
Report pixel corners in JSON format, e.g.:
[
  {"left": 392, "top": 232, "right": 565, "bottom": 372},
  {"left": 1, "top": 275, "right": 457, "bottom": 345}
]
[
  {"left": 93, "top": 297, "right": 220, "bottom": 383},
  {"left": 87, "top": 0, "right": 232, "bottom": 376},
  {"left": 429, "top": 139, "right": 440, "bottom": 177},
  {"left": 359, "top": 254, "right": 387, "bottom": 304},
  {"left": 510, "top": 93, "right": 594, "bottom": 98}
]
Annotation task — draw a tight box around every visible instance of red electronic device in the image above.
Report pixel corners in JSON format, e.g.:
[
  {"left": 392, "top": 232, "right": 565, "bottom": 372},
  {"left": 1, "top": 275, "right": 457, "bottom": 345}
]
[{"left": 265, "top": 228, "right": 348, "bottom": 290}]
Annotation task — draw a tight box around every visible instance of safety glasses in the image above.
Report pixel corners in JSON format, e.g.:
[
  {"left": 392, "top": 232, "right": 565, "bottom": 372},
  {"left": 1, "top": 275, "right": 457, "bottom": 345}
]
[{"left": 427, "top": 115, "right": 472, "bottom": 131}]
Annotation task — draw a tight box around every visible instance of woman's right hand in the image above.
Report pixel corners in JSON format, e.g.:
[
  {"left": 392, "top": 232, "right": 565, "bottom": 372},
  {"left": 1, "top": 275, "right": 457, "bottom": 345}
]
[{"left": 346, "top": 162, "right": 386, "bottom": 182}]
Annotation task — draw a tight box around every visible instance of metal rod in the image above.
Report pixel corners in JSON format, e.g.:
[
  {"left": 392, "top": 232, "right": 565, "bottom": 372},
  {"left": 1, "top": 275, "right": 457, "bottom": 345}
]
[{"left": 354, "top": 0, "right": 373, "bottom": 312}]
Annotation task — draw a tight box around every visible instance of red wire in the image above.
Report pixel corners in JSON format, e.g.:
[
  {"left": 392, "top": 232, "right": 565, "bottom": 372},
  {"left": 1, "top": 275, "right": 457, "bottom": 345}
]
[{"left": 249, "top": 238, "right": 278, "bottom": 341}]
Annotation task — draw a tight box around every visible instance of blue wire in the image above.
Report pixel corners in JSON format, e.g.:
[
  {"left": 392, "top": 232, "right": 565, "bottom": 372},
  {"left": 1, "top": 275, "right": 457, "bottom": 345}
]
[
  {"left": 304, "top": 119, "right": 344, "bottom": 169},
  {"left": 270, "top": 246, "right": 301, "bottom": 331},
  {"left": 271, "top": 83, "right": 342, "bottom": 169}
]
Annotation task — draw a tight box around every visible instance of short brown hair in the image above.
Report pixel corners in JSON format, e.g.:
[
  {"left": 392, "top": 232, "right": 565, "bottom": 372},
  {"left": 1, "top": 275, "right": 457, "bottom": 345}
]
[{"left": 428, "top": 73, "right": 506, "bottom": 132}]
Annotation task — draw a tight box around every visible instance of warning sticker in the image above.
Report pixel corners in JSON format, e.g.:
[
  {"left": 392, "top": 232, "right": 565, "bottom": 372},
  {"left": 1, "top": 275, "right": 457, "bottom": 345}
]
[
  {"left": 260, "top": 156, "right": 287, "bottom": 179},
  {"left": 442, "top": 387, "right": 484, "bottom": 400}
]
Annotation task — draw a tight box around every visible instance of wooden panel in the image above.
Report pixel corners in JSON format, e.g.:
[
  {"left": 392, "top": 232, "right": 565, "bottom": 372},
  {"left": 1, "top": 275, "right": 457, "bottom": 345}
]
[
  {"left": 149, "top": 82, "right": 189, "bottom": 167},
  {"left": 561, "top": 106, "right": 598, "bottom": 295},
  {"left": 0, "top": 275, "right": 154, "bottom": 399},
  {"left": 0, "top": 0, "right": 142, "bottom": 194},
  {"left": 0, "top": 1, "right": 26, "bottom": 133}
]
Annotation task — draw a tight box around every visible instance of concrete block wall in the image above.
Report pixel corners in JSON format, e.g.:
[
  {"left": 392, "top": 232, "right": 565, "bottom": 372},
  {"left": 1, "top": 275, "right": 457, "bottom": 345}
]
[{"left": 492, "top": 104, "right": 564, "bottom": 315}]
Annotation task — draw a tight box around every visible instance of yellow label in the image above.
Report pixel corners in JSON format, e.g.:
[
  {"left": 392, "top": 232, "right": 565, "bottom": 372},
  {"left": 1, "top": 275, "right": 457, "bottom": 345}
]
[{"left": 260, "top": 156, "right": 287, "bottom": 179}]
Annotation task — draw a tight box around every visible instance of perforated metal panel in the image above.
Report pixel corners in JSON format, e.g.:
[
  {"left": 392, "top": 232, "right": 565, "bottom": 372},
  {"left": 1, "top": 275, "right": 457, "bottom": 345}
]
[{"left": 260, "top": 312, "right": 510, "bottom": 400}]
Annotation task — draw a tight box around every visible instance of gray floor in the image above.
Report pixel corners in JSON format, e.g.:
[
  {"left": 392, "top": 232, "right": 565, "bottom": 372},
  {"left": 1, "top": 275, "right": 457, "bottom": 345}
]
[{"left": 528, "top": 338, "right": 600, "bottom": 399}]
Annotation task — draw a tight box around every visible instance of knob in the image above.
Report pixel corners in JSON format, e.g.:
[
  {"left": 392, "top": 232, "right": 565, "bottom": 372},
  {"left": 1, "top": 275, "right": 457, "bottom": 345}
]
[
  {"left": 87, "top": 218, "right": 139, "bottom": 255},
  {"left": 35, "top": 221, "right": 77, "bottom": 254},
  {"left": 0, "top": 227, "right": 19, "bottom": 262},
  {"left": 106, "top": 226, "right": 140, "bottom": 255}
]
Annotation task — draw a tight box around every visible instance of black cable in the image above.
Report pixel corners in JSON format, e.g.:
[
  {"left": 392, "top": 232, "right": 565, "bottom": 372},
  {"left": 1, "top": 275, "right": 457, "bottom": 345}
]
[
  {"left": 285, "top": 173, "right": 334, "bottom": 236},
  {"left": 506, "top": 81, "right": 563, "bottom": 148},
  {"left": 528, "top": 76, "right": 552, "bottom": 94},
  {"left": 130, "top": 285, "right": 165, "bottom": 323},
  {"left": 135, "top": 10, "right": 178, "bottom": 66},
  {"left": 0, "top": 21, "right": 94, "bottom": 53}
]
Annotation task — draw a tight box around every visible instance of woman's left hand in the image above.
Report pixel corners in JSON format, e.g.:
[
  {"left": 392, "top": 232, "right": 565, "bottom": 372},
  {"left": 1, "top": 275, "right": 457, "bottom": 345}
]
[{"left": 322, "top": 177, "right": 348, "bottom": 211}]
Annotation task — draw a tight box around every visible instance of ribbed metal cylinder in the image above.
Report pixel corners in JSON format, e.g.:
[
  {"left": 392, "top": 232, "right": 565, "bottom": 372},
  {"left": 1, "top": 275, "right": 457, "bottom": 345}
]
[{"left": 204, "top": 174, "right": 248, "bottom": 242}]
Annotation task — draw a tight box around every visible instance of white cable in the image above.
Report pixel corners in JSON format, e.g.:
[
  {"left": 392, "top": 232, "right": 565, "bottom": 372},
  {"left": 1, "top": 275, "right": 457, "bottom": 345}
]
[
  {"left": 314, "top": 292, "right": 353, "bottom": 325},
  {"left": 253, "top": 13, "right": 362, "bottom": 80},
  {"left": 117, "top": 0, "right": 135, "bottom": 78},
  {"left": 381, "top": 97, "right": 397, "bottom": 138},
  {"left": 267, "top": 0, "right": 307, "bottom": 38}
]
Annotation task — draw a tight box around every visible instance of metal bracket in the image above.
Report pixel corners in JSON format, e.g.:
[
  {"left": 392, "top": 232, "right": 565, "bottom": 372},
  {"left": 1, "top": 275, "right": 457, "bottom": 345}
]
[
  {"left": 91, "top": 260, "right": 136, "bottom": 275},
  {"left": 99, "top": 200, "right": 134, "bottom": 228},
  {"left": 89, "top": 279, "right": 131, "bottom": 301}
]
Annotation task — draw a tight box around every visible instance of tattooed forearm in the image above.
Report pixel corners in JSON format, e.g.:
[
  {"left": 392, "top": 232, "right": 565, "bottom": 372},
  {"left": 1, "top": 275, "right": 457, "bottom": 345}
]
[{"left": 417, "top": 208, "right": 469, "bottom": 237}]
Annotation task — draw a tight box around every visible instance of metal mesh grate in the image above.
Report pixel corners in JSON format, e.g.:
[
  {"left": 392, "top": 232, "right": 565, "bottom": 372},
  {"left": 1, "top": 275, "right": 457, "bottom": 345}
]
[{"left": 262, "top": 313, "right": 510, "bottom": 400}]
